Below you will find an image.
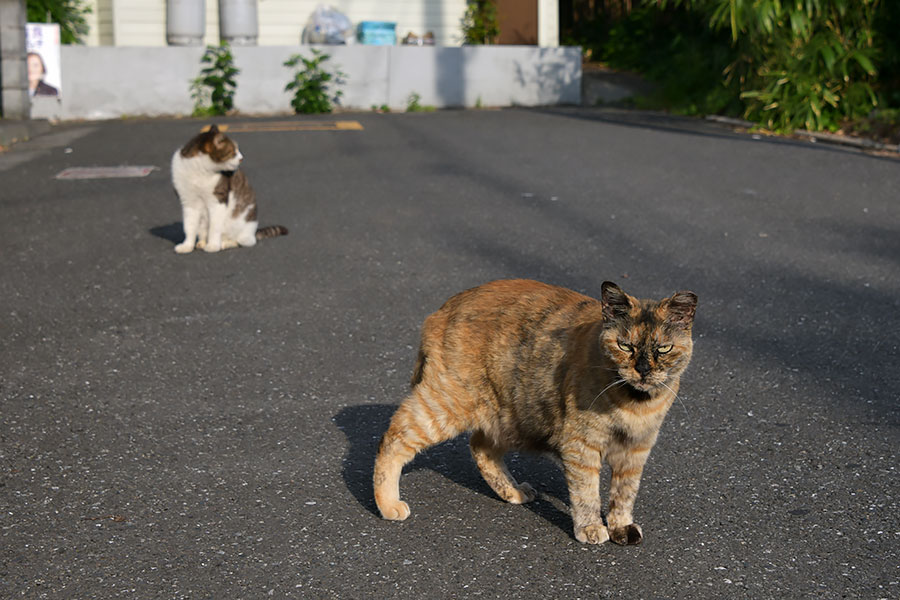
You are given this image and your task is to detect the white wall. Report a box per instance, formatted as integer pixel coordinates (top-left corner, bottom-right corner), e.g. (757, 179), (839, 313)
(49, 45), (581, 120)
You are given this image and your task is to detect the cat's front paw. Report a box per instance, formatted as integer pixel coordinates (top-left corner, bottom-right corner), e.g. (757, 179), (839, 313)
(509, 482), (536, 504)
(378, 500), (411, 521)
(174, 242), (194, 254)
(609, 523), (643, 545)
(574, 523), (609, 544)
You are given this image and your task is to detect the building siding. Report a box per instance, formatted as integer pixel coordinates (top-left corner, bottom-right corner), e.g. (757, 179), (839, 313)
(82, 0), (470, 47)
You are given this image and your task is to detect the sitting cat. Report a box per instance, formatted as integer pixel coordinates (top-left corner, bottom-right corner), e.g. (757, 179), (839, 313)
(171, 124), (287, 253)
(373, 279), (697, 545)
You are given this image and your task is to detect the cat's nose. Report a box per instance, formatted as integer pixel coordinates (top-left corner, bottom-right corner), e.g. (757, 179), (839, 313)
(237, 152), (243, 162)
(635, 356), (652, 378)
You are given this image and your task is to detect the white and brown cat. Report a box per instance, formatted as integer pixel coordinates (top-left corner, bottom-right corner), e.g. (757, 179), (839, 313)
(171, 125), (287, 253)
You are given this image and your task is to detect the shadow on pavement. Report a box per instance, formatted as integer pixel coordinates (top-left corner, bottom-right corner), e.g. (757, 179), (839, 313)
(334, 403), (574, 537)
(150, 222), (184, 245)
(536, 106), (900, 163)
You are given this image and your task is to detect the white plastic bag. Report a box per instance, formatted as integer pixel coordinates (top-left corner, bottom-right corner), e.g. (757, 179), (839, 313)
(302, 4), (353, 44)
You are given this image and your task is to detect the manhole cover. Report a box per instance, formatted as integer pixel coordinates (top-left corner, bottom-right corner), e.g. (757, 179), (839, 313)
(55, 166), (157, 179)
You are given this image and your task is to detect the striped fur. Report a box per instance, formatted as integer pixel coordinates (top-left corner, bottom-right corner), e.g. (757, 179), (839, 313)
(256, 225), (289, 240)
(373, 279), (697, 544)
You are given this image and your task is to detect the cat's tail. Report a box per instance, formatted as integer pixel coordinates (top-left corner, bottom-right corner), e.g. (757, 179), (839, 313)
(256, 225), (289, 240)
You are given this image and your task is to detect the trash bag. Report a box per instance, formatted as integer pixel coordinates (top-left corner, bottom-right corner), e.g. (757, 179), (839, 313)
(301, 4), (354, 45)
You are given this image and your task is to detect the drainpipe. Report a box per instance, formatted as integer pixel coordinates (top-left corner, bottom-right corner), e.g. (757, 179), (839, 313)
(219, 0), (258, 46)
(0, 0), (30, 119)
(167, 0), (206, 46)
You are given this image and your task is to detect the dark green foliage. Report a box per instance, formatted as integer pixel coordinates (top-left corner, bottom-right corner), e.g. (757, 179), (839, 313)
(696, 0), (882, 132)
(284, 50), (346, 114)
(598, 6), (741, 116)
(27, 0), (91, 44)
(872, 1), (900, 108)
(190, 44), (240, 117)
(461, 0), (499, 45)
(564, 0), (900, 133)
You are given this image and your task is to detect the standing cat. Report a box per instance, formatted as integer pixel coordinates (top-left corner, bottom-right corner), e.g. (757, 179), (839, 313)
(171, 124), (287, 253)
(373, 279), (697, 544)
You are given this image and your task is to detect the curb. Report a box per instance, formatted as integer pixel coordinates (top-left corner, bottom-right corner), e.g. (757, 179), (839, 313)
(0, 119), (52, 149)
(705, 115), (900, 154)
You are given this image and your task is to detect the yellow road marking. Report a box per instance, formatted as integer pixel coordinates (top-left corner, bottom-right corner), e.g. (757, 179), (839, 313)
(201, 121), (363, 133)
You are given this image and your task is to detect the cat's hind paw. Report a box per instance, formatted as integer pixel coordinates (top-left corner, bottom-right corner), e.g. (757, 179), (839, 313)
(509, 482), (536, 504)
(609, 523), (643, 545)
(575, 523), (610, 545)
(378, 500), (411, 521)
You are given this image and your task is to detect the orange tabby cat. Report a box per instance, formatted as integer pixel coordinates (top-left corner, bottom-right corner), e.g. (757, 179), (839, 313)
(373, 279), (697, 544)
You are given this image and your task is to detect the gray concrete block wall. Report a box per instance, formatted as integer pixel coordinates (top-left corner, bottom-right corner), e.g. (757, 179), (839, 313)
(0, 0), (30, 119)
(56, 45), (581, 120)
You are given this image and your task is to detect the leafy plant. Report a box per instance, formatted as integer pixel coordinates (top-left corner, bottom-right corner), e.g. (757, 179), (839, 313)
(561, 0), (897, 133)
(190, 43), (239, 117)
(405, 92), (435, 113)
(461, 0), (500, 44)
(654, 0), (883, 132)
(284, 49), (347, 114)
(27, 0), (91, 44)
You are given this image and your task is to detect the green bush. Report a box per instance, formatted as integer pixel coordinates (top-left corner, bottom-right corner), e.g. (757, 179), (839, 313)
(190, 44), (239, 117)
(566, 0), (898, 133)
(658, 0), (884, 131)
(27, 0), (91, 44)
(461, 0), (500, 44)
(284, 49), (347, 114)
(723, 0), (877, 131)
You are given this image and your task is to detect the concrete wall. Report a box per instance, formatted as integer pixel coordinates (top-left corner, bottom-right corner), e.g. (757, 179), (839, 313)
(1, 0), (30, 119)
(44, 45), (580, 120)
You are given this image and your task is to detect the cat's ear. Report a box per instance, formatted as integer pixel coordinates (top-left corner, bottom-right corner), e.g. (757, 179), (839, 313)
(663, 291), (698, 327)
(208, 124), (220, 134)
(601, 281), (632, 321)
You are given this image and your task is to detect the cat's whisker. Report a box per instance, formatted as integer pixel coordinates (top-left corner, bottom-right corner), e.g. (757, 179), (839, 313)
(659, 381), (689, 419)
(588, 378), (627, 411)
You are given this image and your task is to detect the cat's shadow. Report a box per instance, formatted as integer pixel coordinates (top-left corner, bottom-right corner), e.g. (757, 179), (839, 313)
(149, 222), (184, 244)
(333, 403), (574, 537)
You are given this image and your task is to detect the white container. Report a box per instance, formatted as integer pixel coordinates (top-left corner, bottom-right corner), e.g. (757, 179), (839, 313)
(166, 0), (205, 46)
(219, 0), (258, 46)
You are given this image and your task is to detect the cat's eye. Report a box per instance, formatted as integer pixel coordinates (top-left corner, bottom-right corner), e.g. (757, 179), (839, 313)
(657, 344), (673, 354)
(617, 340), (633, 353)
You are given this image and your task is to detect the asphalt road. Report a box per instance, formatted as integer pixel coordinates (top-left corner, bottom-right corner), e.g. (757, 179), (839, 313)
(1, 108), (898, 600)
